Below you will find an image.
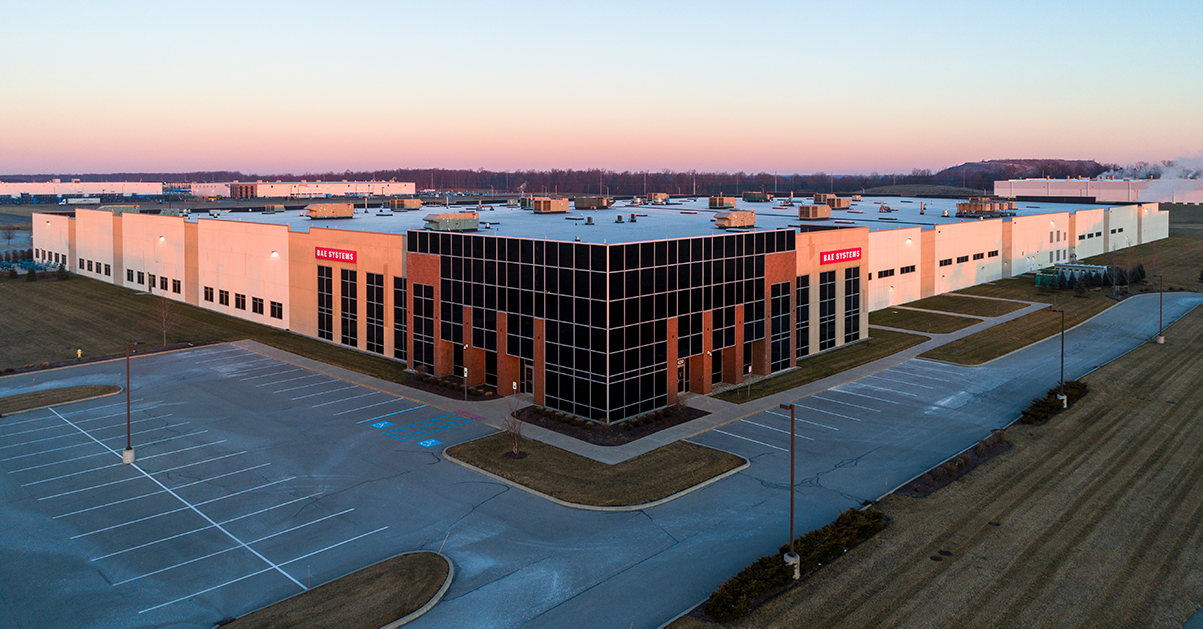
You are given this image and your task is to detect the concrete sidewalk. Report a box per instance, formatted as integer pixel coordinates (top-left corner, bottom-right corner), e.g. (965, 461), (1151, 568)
(234, 291), (1052, 466)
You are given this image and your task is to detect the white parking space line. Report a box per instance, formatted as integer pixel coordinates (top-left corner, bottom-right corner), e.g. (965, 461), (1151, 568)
(742, 419), (816, 440)
(796, 405), (861, 422)
(255, 374), (321, 388)
(192, 347), (243, 358)
(138, 567), (276, 614)
(851, 382), (919, 397)
(92, 493), (322, 562)
(117, 506), (350, 587)
(867, 374), (936, 389)
(1, 406), (167, 436)
(240, 369), (302, 381)
(292, 385), (357, 401)
(71, 475), (297, 539)
(714, 429), (789, 452)
(226, 362), (280, 375)
(1, 427), (196, 464)
(53, 464), (272, 519)
(312, 391), (379, 408)
(137, 438), (223, 462)
(1, 417), (181, 451)
(1, 412), (177, 440)
(829, 389), (902, 405)
(42, 408), (308, 590)
(138, 525), (389, 614)
(811, 395), (881, 412)
(8, 449), (110, 473)
(332, 398), (400, 416)
(889, 368), (957, 383)
(39, 450), (243, 502)
(354, 405), (426, 424)
(57, 398), (147, 417)
(273, 380), (336, 394)
(767, 410), (838, 430)
(194, 353), (250, 365)
(906, 361), (966, 375)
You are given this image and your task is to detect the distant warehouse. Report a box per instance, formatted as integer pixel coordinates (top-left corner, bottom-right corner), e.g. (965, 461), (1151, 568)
(996, 177), (1203, 204)
(33, 196), (1168, 423)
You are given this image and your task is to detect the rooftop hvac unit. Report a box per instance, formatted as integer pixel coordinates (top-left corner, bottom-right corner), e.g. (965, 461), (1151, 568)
(585, 216), (594, 225)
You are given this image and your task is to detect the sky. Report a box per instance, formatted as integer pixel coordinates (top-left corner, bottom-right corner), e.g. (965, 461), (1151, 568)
(2, 0), (1201, 175)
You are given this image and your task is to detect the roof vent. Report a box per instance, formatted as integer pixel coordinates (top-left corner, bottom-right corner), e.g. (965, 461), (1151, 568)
(616, 214), (624, 223)
(630, 213), (637, 223)
(585, 216), (594, 225)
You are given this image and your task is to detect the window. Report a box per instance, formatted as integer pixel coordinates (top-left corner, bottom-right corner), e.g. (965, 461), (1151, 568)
(235, 293), (246, 310)
(1079, 234), (1086, 241)
(1049, 251), (1054, 263)
(412, 283), (435, 370)
(956, 255), (969, 264)
(78, 259), (84, 269)
(1117, 227), (1123, 233)
(137, 271), (144, 285)
(987, 251), (999, 258)
(219, 290), (229, 306)
(1110, 228), (1116, 234)
(769, 281), (791, 372)
(973, 252), (984, 261)
(127, 269), (134, 282)
(844, 267), (861, 343)
(393, 277), (408, 362)
(160, 276), (168, 291)
(796, 275), (810, 358)
(365, 272), (384, 354)
(341, 269), (358, 347)
(878, 268), (895, 278)
(104, 264), (111, 276)
(819, 270), (836, 351)
(148, 274), (156, 289)
(87, 260), (93, 272)
(252, 297), (264, 315)
(939, 259), (952, 267)
(318, 266), (333, 341)
(900, 265), (916, 274)
(1050, 231), (1054, 244)
(1095, 231), (1102, 238)
(172, 279), (181, 294)
(204, 287), (213, 302)
(270, 301), (283, 319)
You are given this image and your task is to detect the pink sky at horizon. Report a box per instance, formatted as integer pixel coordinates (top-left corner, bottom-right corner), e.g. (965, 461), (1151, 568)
(2, 1), (1200, 176)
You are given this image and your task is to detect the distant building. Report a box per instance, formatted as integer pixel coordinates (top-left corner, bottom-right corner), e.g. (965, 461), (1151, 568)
(995, 178), (1203, 204)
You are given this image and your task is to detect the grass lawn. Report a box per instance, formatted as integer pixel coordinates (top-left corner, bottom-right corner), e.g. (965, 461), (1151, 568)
(447, 434), (745, 507)
(0, 275), (410, 384)
(868, 309), (981, 334)
(903, 294), (1028, 317)
(1080, 234), (1201, 291)
(923, 281), (1114, 364)
(714, 329), (929, 404)
(226, 552), (448, 629)
(0, 385), (121, 415)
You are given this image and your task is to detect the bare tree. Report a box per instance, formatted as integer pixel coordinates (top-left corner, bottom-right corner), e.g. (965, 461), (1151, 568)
(501, 414), (524, 458)
(0, 225), (16, 246)
(152, 296), (181, 347)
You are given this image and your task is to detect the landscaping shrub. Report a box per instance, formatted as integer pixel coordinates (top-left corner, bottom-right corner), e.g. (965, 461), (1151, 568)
(55, 266), (69, 280)
(25, 269), (37, 282)
(1020, 380), (1088, 424)
(7, 268), (17, 279)
(704, 509), (885, 622)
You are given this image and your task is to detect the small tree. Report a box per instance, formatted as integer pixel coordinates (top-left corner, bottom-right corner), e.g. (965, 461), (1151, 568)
(55, 265), (69, 281)
(6, 267), (16, 280)
(25, 267), (37, 282)
(151, 296), (181, 347)
(1197, 269), (1203, 283)
(0, 225), (16, 246)
(501, 413), (524, 458)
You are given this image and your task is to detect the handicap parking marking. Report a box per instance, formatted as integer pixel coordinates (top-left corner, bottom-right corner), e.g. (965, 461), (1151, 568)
(416, 439), (442, 449)
(369, 421), (394, 430)
(381, 415), (474, 443)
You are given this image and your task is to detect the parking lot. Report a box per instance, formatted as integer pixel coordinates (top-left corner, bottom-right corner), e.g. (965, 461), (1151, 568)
(0, 345), (490, 627)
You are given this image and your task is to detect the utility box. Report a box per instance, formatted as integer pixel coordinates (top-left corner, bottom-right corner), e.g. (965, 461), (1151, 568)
(304, 203), (355, 219)
(829, 197), (851, 209)
(533, 197), (570, 213)
(423, 211), (480, 231)
(798, 204), (832, 220)
(574, 196), (613, 210)
(709, 196), (737, 209)
(646, 192), (669, 204)
(714, 210), (755, 228)
(742, 191), (772, 203)
(390, 198), (423, 210)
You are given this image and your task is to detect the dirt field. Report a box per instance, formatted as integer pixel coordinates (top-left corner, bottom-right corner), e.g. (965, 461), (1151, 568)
(707, 305), (1203, 628)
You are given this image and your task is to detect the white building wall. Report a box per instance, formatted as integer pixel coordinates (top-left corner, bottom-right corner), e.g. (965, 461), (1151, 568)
(190, 182), (231, 198)
(867, 227), (921, 311)
(74, 209), (117, 282)
(32, 213), (72, 266)
(196, 219), (291, 328)
(0, 181), (162, 199)
(931, 219), (1005, 294)
(121, 213), (188, 300)
(996, 178), (1203, 204)
(1071, 208), (1107, 260)
(1105, 205), (1140, 252)
(1138, 203), (1169, 243)
(1008, 212), (1072, 275)
(247, 181), (416, 198)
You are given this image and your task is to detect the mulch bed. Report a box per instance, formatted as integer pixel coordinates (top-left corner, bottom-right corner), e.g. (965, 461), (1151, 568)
(402, 375), (496, 402)
(513, 405), (709, 446)
(896, 439), (1011, 498)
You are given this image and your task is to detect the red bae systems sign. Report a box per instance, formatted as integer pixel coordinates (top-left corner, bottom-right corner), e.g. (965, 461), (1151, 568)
(315, 247), (356, 263)
(820, 247), (862, 265)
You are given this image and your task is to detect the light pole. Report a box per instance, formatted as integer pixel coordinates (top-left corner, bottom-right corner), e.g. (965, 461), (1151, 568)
(780, 403), (800, 580)
(123, 341), (144, 464)
(1155, 274), (1164, 344)
(1050, 308), (1066, 408)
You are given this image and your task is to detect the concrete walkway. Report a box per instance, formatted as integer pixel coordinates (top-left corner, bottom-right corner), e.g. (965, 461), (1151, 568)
(235, 292), (1056, 466)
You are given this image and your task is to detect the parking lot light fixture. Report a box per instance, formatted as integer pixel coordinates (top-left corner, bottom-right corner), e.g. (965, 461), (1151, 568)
(1049, 307), (1066, 408)
(124, 341), (144, 464)
(1155, 274), (1164, 344)
(779, 402), (800, 579)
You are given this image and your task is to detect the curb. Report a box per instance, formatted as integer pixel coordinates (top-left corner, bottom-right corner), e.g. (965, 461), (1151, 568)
(0, 342), (221, 381)
(0, 386), (124, 417)
(443, 437), (750, 512)
(381, 551), (455, 628)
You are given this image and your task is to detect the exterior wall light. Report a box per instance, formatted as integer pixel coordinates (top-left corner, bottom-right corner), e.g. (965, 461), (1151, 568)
(271, 251), (279, 257)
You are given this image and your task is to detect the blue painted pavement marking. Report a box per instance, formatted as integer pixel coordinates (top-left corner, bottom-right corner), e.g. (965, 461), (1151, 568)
(370, 421), (394, 429)
(417, 439), (442, 448)
(355, 405), (427, 425)
(382, 414), (474, 442)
